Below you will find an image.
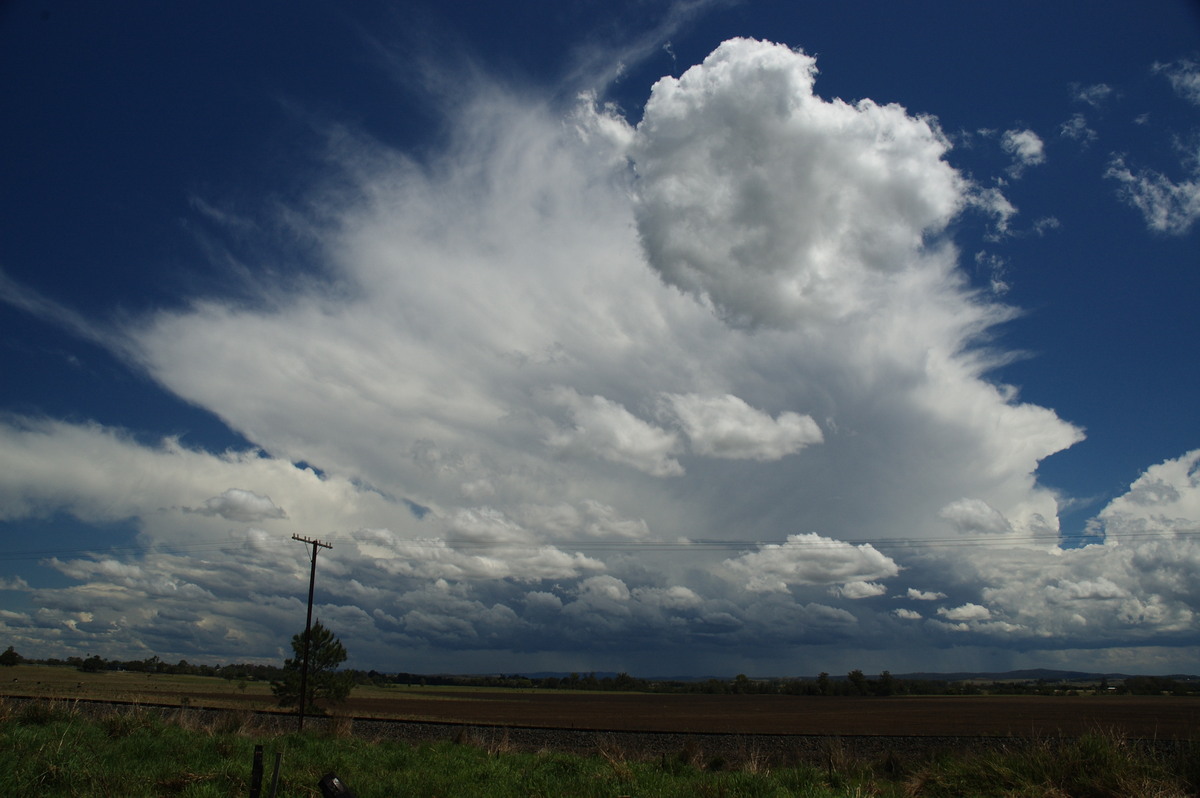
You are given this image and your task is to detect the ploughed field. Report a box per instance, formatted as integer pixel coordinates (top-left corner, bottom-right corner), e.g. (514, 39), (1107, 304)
(3, 666), (1197, 739)
(340, 690), (1200, 738)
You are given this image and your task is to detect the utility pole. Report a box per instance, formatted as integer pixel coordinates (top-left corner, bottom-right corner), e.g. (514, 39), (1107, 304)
(292, 534), (331, 731)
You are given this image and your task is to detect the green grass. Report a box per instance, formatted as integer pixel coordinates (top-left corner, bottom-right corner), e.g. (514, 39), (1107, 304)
(1, 699), (1196, 797)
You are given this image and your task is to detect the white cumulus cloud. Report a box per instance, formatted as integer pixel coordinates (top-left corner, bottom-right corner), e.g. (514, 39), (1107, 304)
(191, 488), (287, 522)
(661, 392), (822, 460)
(832, 580), (887, 599)
(543, 387), (683, 477)
(938, 603), (991, 622)
(722, 533), (899, 593)
(630, 38), (967, 329)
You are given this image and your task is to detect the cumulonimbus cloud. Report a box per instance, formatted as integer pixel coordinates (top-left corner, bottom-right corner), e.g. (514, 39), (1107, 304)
(1, 36), (1191, 673)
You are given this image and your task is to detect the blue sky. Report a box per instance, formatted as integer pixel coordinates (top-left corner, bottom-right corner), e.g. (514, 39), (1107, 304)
(1, 0), (1199, 677)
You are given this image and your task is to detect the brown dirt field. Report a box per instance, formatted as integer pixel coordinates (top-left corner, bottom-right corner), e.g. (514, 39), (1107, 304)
(4, 667), (1197, 739)
(328, 691), (1198, 738)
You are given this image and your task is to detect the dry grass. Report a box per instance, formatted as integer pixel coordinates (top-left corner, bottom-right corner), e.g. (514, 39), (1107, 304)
(325, 711), (355, 738)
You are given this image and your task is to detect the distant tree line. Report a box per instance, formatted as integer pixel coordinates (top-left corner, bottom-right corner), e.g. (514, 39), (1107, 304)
(12, 652), (291, 681)
(3, 646), (1196, 697)
(358, 668), (1200, 697)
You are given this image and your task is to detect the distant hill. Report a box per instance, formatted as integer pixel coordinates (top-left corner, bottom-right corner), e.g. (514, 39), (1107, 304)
(891, 669), (1126, 683)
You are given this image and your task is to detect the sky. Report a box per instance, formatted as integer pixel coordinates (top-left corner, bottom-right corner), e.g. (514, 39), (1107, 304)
(1, 1), (1199, 678)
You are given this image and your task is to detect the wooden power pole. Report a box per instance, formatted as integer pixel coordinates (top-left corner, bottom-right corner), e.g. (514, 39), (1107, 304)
(292, 534), (331, 731)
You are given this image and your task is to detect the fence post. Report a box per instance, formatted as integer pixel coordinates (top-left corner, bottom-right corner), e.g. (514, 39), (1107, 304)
(267, 750), (283, 798)
(249, 744), (264, 798)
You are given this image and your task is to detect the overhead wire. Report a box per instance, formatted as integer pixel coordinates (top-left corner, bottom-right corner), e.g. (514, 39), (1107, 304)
(0, 527), (1195, 562)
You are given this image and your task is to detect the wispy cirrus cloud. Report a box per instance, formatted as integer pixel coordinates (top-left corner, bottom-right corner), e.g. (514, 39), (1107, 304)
(1105, 156), (1200, 235)
(1100, 58), (1200, 235)
(1071, 82), (1115, 108)
(1060, 113), (1098, 146)
(1155, 58), (1200, 107)
(1000, 128), (1046, 178)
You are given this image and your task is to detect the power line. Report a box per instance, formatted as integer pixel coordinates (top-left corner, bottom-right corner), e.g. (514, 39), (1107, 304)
(0, 528), (1196, 562)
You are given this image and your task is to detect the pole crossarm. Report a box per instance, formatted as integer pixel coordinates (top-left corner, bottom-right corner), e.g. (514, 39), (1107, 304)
(291, 534), (332, 731)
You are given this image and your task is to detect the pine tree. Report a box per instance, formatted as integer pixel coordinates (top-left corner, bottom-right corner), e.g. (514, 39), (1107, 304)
(271, 621), (353, 713)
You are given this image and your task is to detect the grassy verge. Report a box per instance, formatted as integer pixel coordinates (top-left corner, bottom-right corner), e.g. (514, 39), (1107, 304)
(1, 699), (1196, 797)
